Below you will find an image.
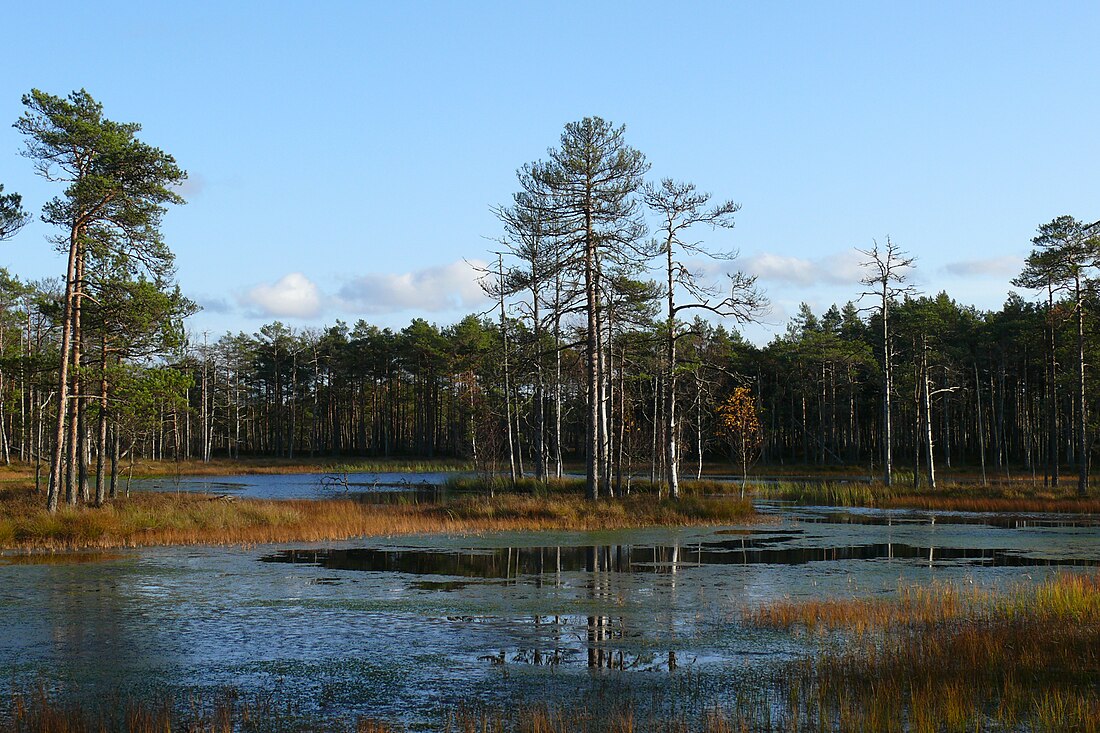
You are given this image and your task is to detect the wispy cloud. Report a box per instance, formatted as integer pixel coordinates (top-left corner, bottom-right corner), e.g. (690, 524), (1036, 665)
(336, 259), (490, 314)
(195, 294), (233, 314)
(742, 249), (865, 287)
(173, 172), (206, 199)
(240, 272), (323, 318)
(940, 255), (1022, 278)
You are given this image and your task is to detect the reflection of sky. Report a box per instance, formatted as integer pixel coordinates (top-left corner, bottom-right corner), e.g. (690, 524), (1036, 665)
(2, 515), (1099, 724)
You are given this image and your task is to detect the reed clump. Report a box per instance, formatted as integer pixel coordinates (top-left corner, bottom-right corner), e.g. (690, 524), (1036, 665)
(742, 573), (1100, 731)
(0, 485), (755, 552)
(443, 475), (587, 494)
(444, 474), (740, 498)
(751, 480), (883, 507)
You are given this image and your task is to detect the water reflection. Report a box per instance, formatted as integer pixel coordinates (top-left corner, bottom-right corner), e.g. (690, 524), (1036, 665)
(127, 472), (463, 500)
(260, 536), (1099, 575)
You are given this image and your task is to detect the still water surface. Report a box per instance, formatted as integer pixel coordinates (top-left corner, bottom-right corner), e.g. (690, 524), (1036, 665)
(127, 471), (459, 500)
(2, 477), (1098, 724)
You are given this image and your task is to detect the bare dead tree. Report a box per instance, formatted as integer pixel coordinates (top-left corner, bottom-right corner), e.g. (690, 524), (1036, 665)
(858, 237), (916, 487)
(643, 179), (767, 499)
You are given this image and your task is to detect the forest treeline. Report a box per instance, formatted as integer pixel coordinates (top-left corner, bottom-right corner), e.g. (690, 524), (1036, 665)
(2, 91), (1098, 510)
(0, 253), (1096, 499)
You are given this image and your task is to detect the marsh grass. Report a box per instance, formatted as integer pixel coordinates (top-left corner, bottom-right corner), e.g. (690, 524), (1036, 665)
(444, 475), (740, 498)
(742, 573), (1100, 731)
(750, 480), (881, 507)
(2, 686), (322, 733)
(0, 694), (750, 733)
(132, 457), (474, 478)
(0, 485), (755, 551)
(753, 478), (1100, 513)
(0, 458), (473, 484)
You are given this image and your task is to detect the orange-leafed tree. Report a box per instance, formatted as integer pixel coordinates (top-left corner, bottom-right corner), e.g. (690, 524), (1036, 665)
(716, 387), (763, 497)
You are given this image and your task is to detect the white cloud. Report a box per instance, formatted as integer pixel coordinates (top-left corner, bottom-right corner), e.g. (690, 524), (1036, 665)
(241, 272), (323, 318)
(940, 255), (1022, 278)
(337, 259), (489, 314)
(742, 249), (865, 286)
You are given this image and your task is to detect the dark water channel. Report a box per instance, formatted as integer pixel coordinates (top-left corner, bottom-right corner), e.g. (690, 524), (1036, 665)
(2, 480), (1100, 726)
(260, 534), (1099, 581)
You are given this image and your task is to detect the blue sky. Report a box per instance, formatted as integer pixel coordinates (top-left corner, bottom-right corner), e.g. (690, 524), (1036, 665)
(1, 1), (1098, 343)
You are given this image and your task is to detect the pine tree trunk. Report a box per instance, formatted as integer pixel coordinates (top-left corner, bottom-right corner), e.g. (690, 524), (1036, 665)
(882, 287), (893, 486)
(95, 336), (109, 505)
(1048, 285), (1059, 487)
(66, 247), (86, 506)
(109, 421), (120, 500)
(584, 207), (600, 500)
(665, 239), (680, 499)
(1077, 275), (1088, 495)
(975, 361), (988, 486)
(498, 255), (517, 486)
(46, 224), (82, 512)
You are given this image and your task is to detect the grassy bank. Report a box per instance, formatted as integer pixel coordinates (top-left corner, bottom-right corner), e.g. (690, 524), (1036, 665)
(0, 458), (473, 485)
(752, 477), (1100, 513)
(0, 485), (755, 552)
(443, 474), (737, 497)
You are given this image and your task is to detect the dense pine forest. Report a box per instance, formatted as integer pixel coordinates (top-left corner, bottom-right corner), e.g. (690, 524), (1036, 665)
(2, 91), (1099, 509)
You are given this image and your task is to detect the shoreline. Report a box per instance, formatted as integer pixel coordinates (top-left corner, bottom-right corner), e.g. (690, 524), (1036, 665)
(0, 487), (757, 553)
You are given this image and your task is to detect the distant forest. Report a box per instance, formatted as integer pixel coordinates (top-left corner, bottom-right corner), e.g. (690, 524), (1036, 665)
(2, 90), (1098, 509)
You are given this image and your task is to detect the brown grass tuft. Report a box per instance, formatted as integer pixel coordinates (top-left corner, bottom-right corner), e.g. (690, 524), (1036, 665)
(742, 573), (1100, 731)
(0, 485), (756, 552)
